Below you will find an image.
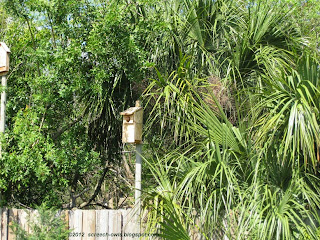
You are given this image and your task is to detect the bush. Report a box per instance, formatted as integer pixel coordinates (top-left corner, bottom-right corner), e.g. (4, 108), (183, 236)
(11, 205), (70, 240)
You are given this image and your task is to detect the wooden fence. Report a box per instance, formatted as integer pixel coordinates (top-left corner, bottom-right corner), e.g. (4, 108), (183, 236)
(0, 208), (151, 240)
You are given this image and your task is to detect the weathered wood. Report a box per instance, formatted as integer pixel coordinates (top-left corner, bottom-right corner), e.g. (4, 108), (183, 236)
(1, 208), (150, 240)
(69, 210), (83, 240)
(28, 209), (39, 234)
(0, 208), (8, 240)
(95, 210), (109, 240)
(120, 106), (143, 143)
(82, 210), (96, 240)
(108, 210), (122, 240)
(122, 209), (138, 240)
(17, 209), (29, 234)
(7, 209), (18, 240)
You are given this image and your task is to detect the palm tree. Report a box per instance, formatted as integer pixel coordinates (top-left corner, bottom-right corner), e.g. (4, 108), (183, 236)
(142, 0), (320, 239)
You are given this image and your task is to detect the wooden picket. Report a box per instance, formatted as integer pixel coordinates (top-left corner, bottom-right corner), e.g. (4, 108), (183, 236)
(95, 210), (108, 240)
(1, 208), (8, 240)
(0, 208), (148, 240)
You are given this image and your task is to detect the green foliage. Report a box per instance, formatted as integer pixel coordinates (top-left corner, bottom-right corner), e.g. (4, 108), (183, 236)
(0, 107), (101, 207)
(142, 1), (320, 239)
(144, 89), (320, 239)
(253, 54), (320, 170)
(1, 0), (320, 239)
(11, 205), (70, 240)
(283, 0), (320, 48)
(0, 0), (156, 207)
(144, 56), (206, 145)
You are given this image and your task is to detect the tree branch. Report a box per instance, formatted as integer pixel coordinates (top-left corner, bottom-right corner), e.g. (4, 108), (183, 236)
(52, 114), (84, 140)
(79, 162), (110, 208)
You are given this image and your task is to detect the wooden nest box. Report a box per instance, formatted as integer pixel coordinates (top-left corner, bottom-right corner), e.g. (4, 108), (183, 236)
(0, 42), (10, 76)
(120, 105), (143, 144)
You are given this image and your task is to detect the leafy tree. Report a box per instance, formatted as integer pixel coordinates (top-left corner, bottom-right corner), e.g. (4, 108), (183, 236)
(11, 204), (70, 240)
(0, 0), (156, 208)
(1, 0), (320, 239)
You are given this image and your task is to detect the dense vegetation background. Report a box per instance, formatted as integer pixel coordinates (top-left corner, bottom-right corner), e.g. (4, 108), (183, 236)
(0, 0), (320, 239)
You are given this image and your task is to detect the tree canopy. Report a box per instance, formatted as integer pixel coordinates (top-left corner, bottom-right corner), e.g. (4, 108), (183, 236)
(0, 0), (320, 239)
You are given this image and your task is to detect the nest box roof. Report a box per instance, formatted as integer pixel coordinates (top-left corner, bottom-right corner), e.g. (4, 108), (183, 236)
(0, 42), (11, 53)
(120, 107), (143, 116)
